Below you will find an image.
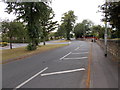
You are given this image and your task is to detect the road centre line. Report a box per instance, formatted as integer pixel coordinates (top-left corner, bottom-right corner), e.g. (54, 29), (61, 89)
(14, 67), (48, 89)
(60, 52), (72, 60)
(41, 68), (85, 77)
(63, 57), (88, 60)
(71, 52), (88, 54)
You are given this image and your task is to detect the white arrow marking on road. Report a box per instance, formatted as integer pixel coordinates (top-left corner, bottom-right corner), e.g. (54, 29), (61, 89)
(63, 57), (88, 60)
(41, 68), (85, 77)
(14, 67), (48, 89)
(60, 52), (72, 60)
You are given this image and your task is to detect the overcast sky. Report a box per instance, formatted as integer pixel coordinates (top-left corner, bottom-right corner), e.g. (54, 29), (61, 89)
(0, 0), (105, 25)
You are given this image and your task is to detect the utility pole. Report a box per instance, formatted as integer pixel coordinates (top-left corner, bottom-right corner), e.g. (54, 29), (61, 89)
(104, 0), (108, 57)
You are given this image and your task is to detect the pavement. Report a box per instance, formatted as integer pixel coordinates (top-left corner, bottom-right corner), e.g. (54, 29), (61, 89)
(90, 42), (118, 88)
(2, 40), (119, 89)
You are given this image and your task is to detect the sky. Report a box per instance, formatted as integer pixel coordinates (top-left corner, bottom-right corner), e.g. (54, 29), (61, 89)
(0, 0), (105, 25)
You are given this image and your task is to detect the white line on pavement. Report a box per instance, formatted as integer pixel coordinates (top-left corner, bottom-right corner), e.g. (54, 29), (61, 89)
(63, 57), (88, 60)
(74, 47), (80, 50)
(60, 52), (72, 60)
(41, 68), (85, 77)
(14, 67), (48, 89)
(71, 52), (88, 54)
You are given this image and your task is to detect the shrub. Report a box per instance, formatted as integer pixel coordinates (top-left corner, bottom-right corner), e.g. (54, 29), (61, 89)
(26, 43), (37, 51)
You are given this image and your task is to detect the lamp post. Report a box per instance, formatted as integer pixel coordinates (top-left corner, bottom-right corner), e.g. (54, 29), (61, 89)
(104, 0), (108, 57)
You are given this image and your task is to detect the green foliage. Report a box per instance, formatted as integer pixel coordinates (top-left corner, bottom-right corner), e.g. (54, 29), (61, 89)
(2, 21), (26, 37)
(40, 7), (58, 45)
(74, 23), (84, 38)
(74, 19), (93, 39)
(56, 24), (66, 39)
(91, 25), (105, 39)
(27, 43), (37, 51)
(5, 2), (51, 49)
(100, 1), (120, 38)
(61, 10), (77, 40)
(1, 21), (26, 49)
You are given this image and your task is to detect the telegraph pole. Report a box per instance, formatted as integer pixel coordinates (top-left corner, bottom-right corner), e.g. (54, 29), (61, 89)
(104, 0), (108, 57)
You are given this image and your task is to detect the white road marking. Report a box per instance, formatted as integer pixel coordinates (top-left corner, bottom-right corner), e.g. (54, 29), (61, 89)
(41, 68), (85, 76)
(63, 57), (88, 60)
(81, 49), (88, 50)
(60, 52), (72, 60)
(75, 47), (80, 50)
(69, 41), (71, 44)
(14, 67), (48, 89)
(71, 52), (88, 54)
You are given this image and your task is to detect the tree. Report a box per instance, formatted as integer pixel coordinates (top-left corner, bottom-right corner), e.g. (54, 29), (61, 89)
(74, 19), (93, 39)
(74, 23), (85, 38)
(1, 21), (25, 49)
(56, 24), (66, 39)
(91, 25), (105, 39)
(82, 19), (94, 36)
(48, 32), (55, 40)
(40, 8), (58, 45)
(100, 1), (120, 38)
(5, 2), (51, 50)
(61, 10), (77, 40)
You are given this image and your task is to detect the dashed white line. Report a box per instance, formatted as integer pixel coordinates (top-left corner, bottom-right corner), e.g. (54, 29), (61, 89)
(60, 52), (72, 60)
(41, 68), (85, 76)
(14, 67), (48, 89)
(63, 57), (88, 60)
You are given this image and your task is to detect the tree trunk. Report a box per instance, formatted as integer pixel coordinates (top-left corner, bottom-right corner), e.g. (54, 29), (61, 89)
(67, 32), (70, 40)
(23, 37), (25, 43)
(35, 40), (39, 46)
(43, 41), (45, 45)
(43, 37), (46, 45)
(9, 37), (12, 49)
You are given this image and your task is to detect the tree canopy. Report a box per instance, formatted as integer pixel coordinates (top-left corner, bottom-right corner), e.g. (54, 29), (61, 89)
(1, 21), (25, 49)
(74, 19), (94, 39)
(61, 10), (77, 40)
(5, 2), (56, 50)
(100, 1), (120, 38)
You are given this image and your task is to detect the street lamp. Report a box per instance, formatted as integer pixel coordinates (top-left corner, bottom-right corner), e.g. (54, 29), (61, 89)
(104, 0), (108, 57)
(104, 21), (107, 57)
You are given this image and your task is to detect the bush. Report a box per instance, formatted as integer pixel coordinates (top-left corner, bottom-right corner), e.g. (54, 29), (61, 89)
(0, 42), (8, 47)
(27, 43), (37, 51)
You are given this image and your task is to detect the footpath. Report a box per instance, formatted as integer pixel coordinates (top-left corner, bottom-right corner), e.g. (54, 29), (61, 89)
(90, 42), (119, 88)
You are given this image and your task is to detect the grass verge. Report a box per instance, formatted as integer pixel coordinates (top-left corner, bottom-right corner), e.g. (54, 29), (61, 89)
(1, 44), (68, 64)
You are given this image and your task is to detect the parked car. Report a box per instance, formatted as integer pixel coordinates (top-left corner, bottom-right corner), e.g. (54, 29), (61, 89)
(0, 42), (8, 47)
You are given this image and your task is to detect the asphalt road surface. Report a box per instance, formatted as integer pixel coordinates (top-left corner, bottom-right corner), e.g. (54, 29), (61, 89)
(2, 40), (118, 89)
(0, 40), (70, 50)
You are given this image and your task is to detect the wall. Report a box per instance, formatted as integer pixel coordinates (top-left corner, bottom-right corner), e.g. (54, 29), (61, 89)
(96, 39), (120, 62)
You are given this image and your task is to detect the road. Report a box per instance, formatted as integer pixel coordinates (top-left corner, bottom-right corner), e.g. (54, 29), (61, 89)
(2, 40), (118, 89)
(0, 40), (70, 50)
